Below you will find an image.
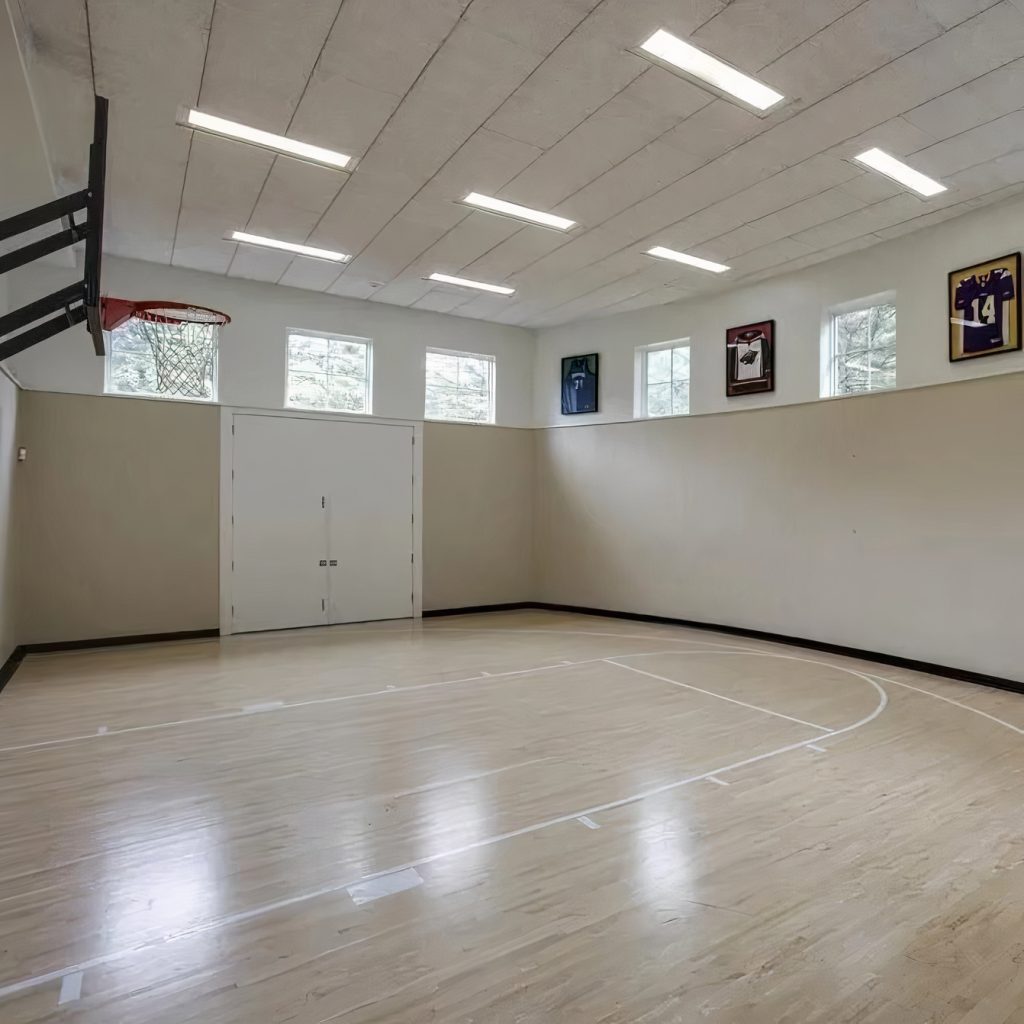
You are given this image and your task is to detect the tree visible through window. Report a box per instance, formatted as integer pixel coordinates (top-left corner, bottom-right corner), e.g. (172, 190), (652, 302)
(425, 349), (495, 423)
(286, 331), (372, 413)
(106, 318), (218, 400)
(829, 303), (896, 396)
(642, 343), (690, 417)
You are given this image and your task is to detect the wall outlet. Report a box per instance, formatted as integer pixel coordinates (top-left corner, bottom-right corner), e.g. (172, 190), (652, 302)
(16, 447), (26, 462)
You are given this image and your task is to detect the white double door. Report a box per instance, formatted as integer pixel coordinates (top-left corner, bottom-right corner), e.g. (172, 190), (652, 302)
(231, 414), (415, 632)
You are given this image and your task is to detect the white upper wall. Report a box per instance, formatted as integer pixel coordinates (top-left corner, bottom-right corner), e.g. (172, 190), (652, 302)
(6, 256), (536, 426)
(534, 192), (1024, 426)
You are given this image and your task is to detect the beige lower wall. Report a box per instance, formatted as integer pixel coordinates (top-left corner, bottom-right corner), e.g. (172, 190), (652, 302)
(535, 373), (1024, 682)
(12, 378), (1023, 681)
(0, 373), (18, 663)
(423, 422), (535, 610)
(15, 391), (220, 644)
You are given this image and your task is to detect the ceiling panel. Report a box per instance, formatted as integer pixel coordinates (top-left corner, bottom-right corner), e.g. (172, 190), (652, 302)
(198, 0), (344, 127)
(14, 0), (1024, 328)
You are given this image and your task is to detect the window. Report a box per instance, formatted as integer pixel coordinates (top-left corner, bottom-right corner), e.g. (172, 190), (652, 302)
(425, 349), (495, 423)
(106, 318), (218, 401)
(638, 341), (690, 417)
(286, 331), (372, 413)
(826, 301), (896, 396)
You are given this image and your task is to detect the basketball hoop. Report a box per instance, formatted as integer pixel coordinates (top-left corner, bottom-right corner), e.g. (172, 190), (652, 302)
(101, 297), (230, 400)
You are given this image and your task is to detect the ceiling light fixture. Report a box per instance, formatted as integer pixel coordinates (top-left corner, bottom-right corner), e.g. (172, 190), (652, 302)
(462, 192), (576, 231)
(230, 231), (351, 262)
(646, 246), (730, 273)
(853, 148), (946, 198)
(428, 272), (516, 296)
(638, 29), (784, 112)
(183, 109), (353, 170)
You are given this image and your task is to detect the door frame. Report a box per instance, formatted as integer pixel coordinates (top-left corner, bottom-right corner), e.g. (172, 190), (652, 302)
(219, 406), (424, 636)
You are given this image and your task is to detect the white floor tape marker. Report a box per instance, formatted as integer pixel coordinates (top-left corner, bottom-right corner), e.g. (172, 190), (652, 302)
(706, 776), (730, 787)
(57, 971), (83, 1005)
(347, 868), (423, 906)
(576, 815), (601, 829)
(808, 744), (827, 753)
(242, 701), (285, 714)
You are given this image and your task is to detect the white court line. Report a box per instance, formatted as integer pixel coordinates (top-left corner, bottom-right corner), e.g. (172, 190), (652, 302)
(576, 815), (601, 829)
(0, 657), (615, 756)
(606, 657), (831, 731)
(0, 657), (887, 1003)
(57, 971), (82, 1004)
(706, 776), (730, 787)
(866, 672), (1024, 736)
(242, 701), (285, 714)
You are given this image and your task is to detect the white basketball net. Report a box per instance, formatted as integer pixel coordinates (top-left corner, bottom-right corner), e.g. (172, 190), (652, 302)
(132, 316), (218, 399)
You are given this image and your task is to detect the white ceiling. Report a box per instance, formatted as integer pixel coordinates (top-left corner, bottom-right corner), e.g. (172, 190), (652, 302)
(14, 0), (1024, 328)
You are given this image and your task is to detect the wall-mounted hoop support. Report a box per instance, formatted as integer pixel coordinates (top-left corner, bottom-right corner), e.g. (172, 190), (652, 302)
(0, 94), (108, 362)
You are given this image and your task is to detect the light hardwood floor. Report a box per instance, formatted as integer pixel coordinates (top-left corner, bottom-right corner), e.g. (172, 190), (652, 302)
(2, 610), (1024, 1022)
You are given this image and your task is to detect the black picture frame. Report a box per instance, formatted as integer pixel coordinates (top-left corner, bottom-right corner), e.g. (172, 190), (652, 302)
(726, 320), (774, 396)
(561, 353), (599, 415)
(948, 251), (1022, 362)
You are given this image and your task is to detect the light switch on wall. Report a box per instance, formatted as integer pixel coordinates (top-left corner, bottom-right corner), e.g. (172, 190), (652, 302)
(16, 447), (26, 462)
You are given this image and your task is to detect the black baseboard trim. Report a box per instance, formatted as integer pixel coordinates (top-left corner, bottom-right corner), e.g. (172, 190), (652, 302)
(423, 602), (534, 618)
(0, 646), (25, 696)
(21, 629), (220, 656)
(530, 602), (1024, 695)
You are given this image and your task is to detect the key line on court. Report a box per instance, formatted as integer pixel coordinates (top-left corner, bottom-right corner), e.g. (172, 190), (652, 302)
(605, 657), (833, 731)
(0, 657), (887, 1003)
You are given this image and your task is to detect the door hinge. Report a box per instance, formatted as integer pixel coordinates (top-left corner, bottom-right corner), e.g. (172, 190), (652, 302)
(231, 514), (234, 525)
(322, 598), (326, 612)
(231, 424), (235, 435)
(321, 496), (325, 508)
(232, 469), (235, 479)
(231, 560), (234, 571)
(411, 552), (414, 564)
(231, 604), (234, 616)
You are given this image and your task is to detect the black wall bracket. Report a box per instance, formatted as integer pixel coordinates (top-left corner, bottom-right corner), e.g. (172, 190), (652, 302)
(0, 94), (108, 362)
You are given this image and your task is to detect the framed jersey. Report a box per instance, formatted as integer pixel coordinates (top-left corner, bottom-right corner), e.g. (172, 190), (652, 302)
(561, 353), (599, 415)
(726, 320), (774, 396)
(949, 252), (1021, 362)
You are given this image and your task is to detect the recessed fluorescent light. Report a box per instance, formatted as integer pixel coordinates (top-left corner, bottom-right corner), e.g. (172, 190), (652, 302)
(428, 272), (515, 296)
(853, 148), (946, 197)
(462, 192), (576, 231)
(230, 231), (350, 262)
(183, 109), (353, 170)
(638, 29), (784, 111)
(646, 246), (730, 273)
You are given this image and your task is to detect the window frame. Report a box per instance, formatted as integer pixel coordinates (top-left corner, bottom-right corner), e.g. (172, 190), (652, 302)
(822, 293), (897, 399)
(424, 347), (496, 425)
(103, 320), (220, 403)
(635, 339), (692, 419)
(284, 328), (374, 415)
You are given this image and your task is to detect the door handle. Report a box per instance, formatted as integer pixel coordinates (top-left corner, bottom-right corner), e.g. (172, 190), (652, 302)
(329, 560), (338, 567)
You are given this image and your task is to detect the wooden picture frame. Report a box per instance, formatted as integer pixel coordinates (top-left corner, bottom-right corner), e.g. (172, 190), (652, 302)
(726, 320), (775, 396)
(948, 252), (1022, 362)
